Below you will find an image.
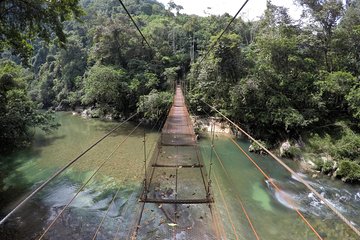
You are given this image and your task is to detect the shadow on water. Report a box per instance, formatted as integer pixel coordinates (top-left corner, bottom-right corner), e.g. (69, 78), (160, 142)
(0, 134), (67, 238)
(0, 134), (66, 207)
(0, 149), (44, 239)
(0, 150), (41, 211)
(32, 135), (66, 148)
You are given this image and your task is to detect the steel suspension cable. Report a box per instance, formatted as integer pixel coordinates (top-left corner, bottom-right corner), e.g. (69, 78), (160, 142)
(0, 113), (138, 225)
(92, 115), (163, 240)
(180, 100), (205, 196)
(200, 102), (321, 238)
(202, 101), (323, 239)
(38, 121), (143, 240)
(187, 102), (236, 240)
(92, 187), (121, 240)
(229, 138), (323, 240)
(213, 173), (241, 240)
(192, 103), (260, 240)
(212, 147), (261, 240)
(96, 109), (168, 240)
(145, 101), (172, 190)
(212, 199), (228, 240)
(128, 105), (174, 240)
(112, 189), (137, 240)
(197, 0), (250, 65)
(207, 120), (215, 194)
(204, 100), (360, 238)
(189, 102), (215, 198)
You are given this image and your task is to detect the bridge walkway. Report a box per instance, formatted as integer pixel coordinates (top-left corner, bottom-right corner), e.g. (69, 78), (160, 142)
(133, 86), (220, 239)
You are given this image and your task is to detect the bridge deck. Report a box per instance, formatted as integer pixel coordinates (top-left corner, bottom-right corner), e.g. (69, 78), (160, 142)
(133, 86), (218, 239)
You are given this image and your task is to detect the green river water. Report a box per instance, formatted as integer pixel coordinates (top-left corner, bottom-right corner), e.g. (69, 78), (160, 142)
(0, 112), (359, 239)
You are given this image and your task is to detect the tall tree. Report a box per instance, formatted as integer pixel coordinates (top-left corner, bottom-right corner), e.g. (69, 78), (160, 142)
(0, 0), (83, 62)
(0, 60), (58, 153)
(297, 0), (344, 71)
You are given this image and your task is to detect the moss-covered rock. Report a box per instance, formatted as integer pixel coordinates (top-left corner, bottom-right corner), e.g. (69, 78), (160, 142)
(249, 140), (268, 154)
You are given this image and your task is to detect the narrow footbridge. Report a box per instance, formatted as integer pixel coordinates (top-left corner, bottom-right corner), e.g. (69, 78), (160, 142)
(133, 85), (220, 239)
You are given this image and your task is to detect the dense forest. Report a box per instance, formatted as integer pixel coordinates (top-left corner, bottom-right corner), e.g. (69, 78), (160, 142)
(0, 0), (359, 182)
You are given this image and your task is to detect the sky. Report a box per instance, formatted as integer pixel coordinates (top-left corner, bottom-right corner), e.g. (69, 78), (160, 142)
(157, 0), (304, 21)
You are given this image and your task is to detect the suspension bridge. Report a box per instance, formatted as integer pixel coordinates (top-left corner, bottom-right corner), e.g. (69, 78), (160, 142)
(1, 83), (359, 239)
(133, 85), (216, 239)
(1, 0), (360, 239)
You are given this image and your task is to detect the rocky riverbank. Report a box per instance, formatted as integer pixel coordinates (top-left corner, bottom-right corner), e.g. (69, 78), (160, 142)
(66, 107), (124, 121)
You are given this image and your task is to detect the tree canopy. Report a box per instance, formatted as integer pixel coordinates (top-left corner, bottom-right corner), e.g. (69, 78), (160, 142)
(0, 0), (83, 62)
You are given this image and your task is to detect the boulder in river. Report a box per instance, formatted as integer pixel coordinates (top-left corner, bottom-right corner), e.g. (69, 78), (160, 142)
(279, 141), (291, 157)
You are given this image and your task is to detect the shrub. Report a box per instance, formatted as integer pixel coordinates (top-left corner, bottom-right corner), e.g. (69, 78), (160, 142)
(137, 90), (173, 122)
(322, 161), (334, 174)
(249, 140), (268, 154)
(336, 160), (360, 182)
(282, 145), (302, 158)
(313, 159), (324, 171)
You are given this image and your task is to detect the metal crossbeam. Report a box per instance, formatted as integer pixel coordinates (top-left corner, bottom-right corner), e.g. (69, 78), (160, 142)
(152, 164), (203, 168)
(140, 198), (213, 204)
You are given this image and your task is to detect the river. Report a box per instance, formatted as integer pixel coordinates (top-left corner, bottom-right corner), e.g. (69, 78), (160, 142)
(200, 135), (360, 239)
(0, 113), (359, 239)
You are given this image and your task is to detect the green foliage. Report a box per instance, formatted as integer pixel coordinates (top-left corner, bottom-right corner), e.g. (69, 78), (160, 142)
(308, 123), (360, 161)
(307, 133), (334, 155)
(313, 157), (335, 174)
(313, 159), (324, 171)
(334, 1), (360, 74)
(336, 160), (360, 182)
(0, 61), (59, 153)
(322, 161), (335, 174)
(2, 0), (360, 179)
(82, 65), (129, 115)
(282, 145), (302, 158)
(346, 84), (360, 120)
(317, 71), (355, 94)
(225, 22), (320, 139)
(316, 71), (356, 109)
(0, 0), (83, 62)
(248, 140), (268, 153)
(307, 122), (360, 181)
(137, 90), (173, 122)
(297, 0), (344, 71)
(163, 66), (180, 89)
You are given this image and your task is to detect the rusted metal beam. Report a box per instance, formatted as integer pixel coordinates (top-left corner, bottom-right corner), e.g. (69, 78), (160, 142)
(140, 198), (213, 204)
